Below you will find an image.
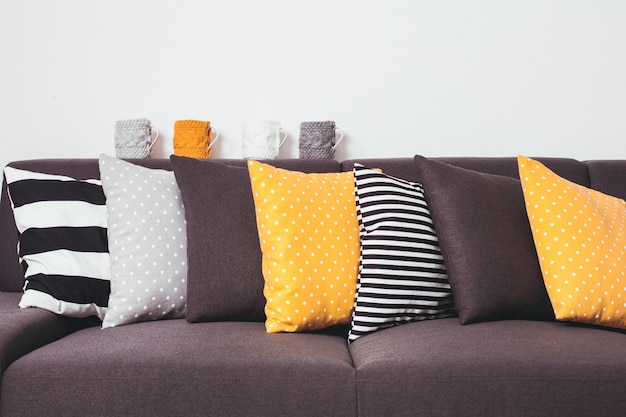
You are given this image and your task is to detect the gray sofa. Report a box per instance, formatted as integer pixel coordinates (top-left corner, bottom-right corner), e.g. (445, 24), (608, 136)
(0, 156), (624, 417)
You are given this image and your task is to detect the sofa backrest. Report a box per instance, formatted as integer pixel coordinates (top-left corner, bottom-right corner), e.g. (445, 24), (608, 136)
(342, 156), (590, 186)
(4, 155), (626, 297)
(585, 160), (626, 201)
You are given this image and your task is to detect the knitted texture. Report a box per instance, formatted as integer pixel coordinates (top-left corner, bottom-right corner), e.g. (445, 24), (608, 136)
(114, 118), (155, 159)
(299, 121), (336, 159)
(242, 120), (283, 160)
(173, 120), (214, 159)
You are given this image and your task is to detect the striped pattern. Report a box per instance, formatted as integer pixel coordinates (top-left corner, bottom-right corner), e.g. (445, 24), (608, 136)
(348, 164), (456, 342)
(4, 167), (110, 319)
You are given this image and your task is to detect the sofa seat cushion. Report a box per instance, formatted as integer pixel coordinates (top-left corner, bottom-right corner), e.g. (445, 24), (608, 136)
(349, 318), (626, 417)
(0, 291), (98, 373)
(1, 320), (357, 417)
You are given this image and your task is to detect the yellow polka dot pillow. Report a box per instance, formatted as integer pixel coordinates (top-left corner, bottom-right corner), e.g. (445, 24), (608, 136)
(248, 160), (359, 332)
(519, 155), (626, 329)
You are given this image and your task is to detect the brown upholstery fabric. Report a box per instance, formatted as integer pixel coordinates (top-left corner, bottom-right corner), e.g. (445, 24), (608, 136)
(434, 156), (590, 185)
(350, 318), (626, 417)
(0, 292), (98, 373)
(1, 320), (357, 417)
(341, 158), (418, 181)
(585, 159), (626, 200)
(341, 156), (590, 189)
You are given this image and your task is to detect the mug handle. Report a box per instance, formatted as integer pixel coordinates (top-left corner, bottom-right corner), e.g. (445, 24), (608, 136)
(148, 126), (160, 152)
(208, 127), (220, 149)
(332, 128), (344, 150)
(278, 128), (288, 148)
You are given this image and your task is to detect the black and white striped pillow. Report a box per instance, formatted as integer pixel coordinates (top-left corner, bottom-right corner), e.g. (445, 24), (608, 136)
(348, 164), (456, 342)
(4, 167), (110, 319)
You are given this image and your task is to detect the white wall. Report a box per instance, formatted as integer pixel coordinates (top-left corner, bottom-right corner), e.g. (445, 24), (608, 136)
(1, 0), (625, 171)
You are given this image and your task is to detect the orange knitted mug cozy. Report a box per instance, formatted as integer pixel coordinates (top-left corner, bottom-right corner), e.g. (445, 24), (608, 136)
(173, 120), (217, 158)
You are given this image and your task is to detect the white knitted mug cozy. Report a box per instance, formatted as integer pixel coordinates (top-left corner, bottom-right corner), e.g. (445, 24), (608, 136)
(114, 118), (159, 159)
(242, 120), (287, 160)
(298, 121), (343, 159)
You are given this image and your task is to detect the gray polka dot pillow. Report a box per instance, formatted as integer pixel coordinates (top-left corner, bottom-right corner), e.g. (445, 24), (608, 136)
(99, 154), (187, 328)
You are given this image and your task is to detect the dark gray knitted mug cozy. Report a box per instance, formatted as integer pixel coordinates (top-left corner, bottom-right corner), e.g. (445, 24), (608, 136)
(299, 121), (337, 159)
(114, 118), (155, 159)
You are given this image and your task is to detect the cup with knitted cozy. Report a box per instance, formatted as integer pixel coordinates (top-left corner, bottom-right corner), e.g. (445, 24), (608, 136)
(298, 121), (344, 159)
(242, 120), (287, 160)
(173, 120), (219, 159)
(114, 118), (160, 159)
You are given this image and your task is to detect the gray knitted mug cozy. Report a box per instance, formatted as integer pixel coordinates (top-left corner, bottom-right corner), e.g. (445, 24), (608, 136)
(299, 121), (337, 159)
(114, 118), (157, 159)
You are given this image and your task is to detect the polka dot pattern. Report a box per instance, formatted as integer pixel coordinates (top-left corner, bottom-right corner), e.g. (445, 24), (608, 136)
(518, 155), (626, 329)
(248, 160), (359, 332)
(99, 154), (187, 328)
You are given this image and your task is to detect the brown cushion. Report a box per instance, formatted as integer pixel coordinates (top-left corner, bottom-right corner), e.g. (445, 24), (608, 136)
(413, 155), (554, 324)
(170, 156), (266, 322)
